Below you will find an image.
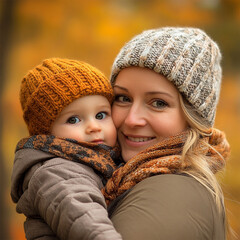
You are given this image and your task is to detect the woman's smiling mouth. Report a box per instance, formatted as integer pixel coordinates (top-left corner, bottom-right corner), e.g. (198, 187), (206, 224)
(122, 133), (155, 145)
(127, 136), (155, 142)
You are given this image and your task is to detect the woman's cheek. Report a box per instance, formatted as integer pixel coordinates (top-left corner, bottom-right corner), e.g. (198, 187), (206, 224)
(112, 105), (124, 128)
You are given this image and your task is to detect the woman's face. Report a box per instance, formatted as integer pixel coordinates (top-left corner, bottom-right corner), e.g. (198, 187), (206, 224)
(112, 67), (188, 162)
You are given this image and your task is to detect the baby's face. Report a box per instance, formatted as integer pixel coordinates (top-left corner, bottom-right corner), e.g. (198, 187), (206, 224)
(51, 95), (117, 147)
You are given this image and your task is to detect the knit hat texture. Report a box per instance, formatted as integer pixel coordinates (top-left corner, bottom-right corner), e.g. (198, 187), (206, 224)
(20, 58), (114, 135)
(111, 27), (222, 126)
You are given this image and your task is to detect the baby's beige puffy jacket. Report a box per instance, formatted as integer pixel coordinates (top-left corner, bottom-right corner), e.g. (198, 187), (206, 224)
(11, 148), (122, 240)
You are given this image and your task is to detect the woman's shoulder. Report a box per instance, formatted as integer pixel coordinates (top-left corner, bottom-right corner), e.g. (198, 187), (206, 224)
(111, 174), (225, 240)
(113, 174), (215, 211)
(133, 174), (213, 205)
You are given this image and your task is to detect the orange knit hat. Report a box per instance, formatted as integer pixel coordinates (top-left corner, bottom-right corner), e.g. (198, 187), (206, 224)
(20, 58), (114, 135)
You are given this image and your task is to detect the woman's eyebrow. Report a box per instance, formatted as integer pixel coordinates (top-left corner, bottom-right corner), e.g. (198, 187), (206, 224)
(114, 85), (174, 98)
(146, 91), (173, 98)
(113, 85), (129, 92)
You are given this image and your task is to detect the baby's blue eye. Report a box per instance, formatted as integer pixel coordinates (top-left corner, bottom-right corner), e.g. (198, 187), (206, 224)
(96, 112), (106, 120)
(67, 116), (80, 124)
(152, 100), (168, 108)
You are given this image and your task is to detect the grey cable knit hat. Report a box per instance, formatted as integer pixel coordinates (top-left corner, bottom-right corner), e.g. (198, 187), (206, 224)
(111, 27), (222, 126)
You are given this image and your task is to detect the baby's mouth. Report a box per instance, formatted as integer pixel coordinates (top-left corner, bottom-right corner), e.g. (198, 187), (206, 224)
(91, 139), (104, 144)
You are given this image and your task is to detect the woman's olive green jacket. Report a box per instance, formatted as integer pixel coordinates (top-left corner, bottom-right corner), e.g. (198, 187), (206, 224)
(110, 174), (226, 240)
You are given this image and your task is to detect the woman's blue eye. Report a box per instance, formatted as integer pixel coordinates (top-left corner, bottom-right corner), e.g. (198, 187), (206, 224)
(67, 116), (80, 124)
(152, 100), (168, 108)
(96, 112), (106, 120)
(115, 95), (131, 103)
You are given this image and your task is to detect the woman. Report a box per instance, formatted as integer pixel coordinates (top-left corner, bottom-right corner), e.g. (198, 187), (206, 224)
(102, 27), (230, 240)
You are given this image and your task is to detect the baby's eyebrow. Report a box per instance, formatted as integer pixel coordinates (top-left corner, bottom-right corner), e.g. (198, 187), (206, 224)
(58, 111), (76, 117)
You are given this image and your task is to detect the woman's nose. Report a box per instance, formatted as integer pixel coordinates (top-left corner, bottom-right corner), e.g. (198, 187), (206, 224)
(124, 104), (147, 128)
(85, 120), (101, 134)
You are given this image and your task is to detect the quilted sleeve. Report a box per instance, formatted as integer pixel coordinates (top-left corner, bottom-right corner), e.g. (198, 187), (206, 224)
(23, 157), (122, 240)
(24, 217), (60, 240)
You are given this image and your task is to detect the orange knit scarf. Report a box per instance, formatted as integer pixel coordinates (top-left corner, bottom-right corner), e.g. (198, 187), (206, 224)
(102, 128), (230, 205)
(16, 135), (121, 180)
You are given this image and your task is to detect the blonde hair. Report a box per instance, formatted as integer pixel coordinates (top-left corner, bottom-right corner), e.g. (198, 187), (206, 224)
(179, 94), (237, 239)
(178, 94), (223, 203)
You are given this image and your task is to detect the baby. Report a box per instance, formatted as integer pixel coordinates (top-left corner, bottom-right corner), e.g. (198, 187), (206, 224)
(11, 58), (122, 240)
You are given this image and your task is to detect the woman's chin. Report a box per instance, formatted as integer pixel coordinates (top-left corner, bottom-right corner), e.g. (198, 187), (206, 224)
(120, 136), (157, 162)
(121, 149), (143, 162)
(122, 153), (134, 162)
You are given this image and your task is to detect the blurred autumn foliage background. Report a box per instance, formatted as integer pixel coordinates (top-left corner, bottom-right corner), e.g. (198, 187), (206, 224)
(0, 0), (240, 239)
